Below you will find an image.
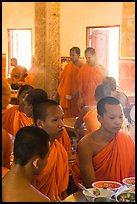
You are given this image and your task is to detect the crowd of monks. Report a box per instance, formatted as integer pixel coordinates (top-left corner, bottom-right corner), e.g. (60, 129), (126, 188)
(2, 47), (135, 202)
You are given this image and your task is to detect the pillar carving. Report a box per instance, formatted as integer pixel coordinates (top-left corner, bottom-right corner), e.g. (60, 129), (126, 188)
(34, 2), (60, 98)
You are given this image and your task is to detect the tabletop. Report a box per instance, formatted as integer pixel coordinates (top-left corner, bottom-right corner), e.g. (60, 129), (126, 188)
(64, 190), (88, 202)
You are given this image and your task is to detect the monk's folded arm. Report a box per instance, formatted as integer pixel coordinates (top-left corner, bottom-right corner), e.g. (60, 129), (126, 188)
(78, 139), (95, 188)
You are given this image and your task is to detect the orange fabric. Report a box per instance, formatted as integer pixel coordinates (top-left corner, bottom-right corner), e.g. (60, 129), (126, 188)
(2, 129), (13, 168)
(2, 105), (33, 137)
(2, 77), (11, 109)
(2, 167), (9, 179)
(79, 63), (104, 106)
(83, 107), (100, 133)
(71, 130), (135, 185)
(23, 65), (35, 87)
(33, 140), (69, 201)
(57, 61), (80, 117)
(58, 128), (72, 156)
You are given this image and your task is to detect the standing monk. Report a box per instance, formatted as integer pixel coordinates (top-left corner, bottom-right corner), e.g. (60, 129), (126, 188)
(71, 96), (135, 188)
(57, 47), (83, 117)
(79, 47), (104, 108)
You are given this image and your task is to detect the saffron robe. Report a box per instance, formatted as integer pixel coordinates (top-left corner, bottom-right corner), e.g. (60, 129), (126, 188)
(2, 77), (11, 109)
(32, 140), (69, 201)
(79, 63), (104, 106)
(2, 129), (13, 168)
(2, 167), (9, 179)
(57, 61), (80, 117)
(71, 130), (135, 185)
(2, 105), (33, 137)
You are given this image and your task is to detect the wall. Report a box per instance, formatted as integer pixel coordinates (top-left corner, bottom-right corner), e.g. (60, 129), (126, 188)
(60, 2), (123, 57)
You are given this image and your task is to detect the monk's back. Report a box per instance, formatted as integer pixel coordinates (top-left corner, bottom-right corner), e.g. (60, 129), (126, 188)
(2, 171), (50, 202)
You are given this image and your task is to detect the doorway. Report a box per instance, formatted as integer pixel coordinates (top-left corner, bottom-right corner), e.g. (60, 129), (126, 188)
(86, 25), (120, 85)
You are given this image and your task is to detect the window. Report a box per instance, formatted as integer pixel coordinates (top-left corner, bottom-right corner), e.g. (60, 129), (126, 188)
(7, 29), (32, 76)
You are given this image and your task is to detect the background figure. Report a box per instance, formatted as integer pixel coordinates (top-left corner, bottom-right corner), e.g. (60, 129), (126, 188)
(79, 47), (104, 108)
(2, 126), (51, 202)
(2, 77), (11, 111)
(24, 55), (35, 87)
(57, 47), (83, 117)
(8, 58), (28, 87)
(102, 76), (130, 121)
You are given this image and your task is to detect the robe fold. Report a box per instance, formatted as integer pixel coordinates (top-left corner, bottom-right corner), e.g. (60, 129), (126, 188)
(57, 61), (80, 117)
(79, 63), (104, 106)
(33, 140), (69, 201)
(2, 129), (13, 168)
(71, 130), (135, 185)
(2, 105), (33, 137)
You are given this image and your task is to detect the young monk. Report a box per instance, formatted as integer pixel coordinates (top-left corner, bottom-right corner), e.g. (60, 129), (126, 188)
(57, 47), (83, 117)
(32, 100), (69, 201)
(2, 126), (51, 202)
(79, 47), (104, 108)
(74, 84), (111, 135)
(23, 88), (72, 155)
(2, 85), (34, 138)
(71, 96), (135, 188)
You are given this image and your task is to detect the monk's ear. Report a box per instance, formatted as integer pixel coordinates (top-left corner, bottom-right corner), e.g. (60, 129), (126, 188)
(32, 157), (40, 169)
(36, 119), (43, 129)
(97, 114), (102, 123)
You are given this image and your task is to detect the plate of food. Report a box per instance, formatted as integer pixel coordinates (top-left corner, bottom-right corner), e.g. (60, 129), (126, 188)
(116, 192), (135, 202)
(92, 181), (122, 192)
(122, 177), (135, 187)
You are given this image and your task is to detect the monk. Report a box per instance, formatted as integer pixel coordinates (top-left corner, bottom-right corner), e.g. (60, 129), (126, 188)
(71, 96), (135, 188)
(79, 47), (104, 107)
(2, 85), (34, 137)
(10, 58), (28, 84)
(2, 77), (11, 110)
(74, 84), (111, 135)
(2, 126), (51, 202)
(32, 100), (69, 201)
(23, 88), (72, 156)
(57, 47), (83, 117)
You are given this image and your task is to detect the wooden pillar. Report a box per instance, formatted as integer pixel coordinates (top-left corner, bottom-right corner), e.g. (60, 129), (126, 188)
(34, 2), (60, 98)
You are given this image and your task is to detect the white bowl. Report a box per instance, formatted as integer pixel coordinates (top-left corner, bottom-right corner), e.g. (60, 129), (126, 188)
(122, 177), (135, 188)
(92, 180), (122, 192)
(83, 188), (114, 202)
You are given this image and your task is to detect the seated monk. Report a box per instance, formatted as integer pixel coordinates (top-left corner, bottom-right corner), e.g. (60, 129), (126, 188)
(79, 47), (104, 108)
(32, 100), (69, 201)
(2, 128), (13, 169)
(71, 96), (135, 188)
(23, 88), (72, 156)
(2, 85), (34, 137)
(74, 84), (111, 135)
(2, 126), (51, 202)
(57, 47), (83, 117)
(23, 56), (35, 87)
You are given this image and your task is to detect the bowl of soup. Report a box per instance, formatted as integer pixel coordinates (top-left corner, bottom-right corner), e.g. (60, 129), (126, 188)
(92, 181), (122, 192)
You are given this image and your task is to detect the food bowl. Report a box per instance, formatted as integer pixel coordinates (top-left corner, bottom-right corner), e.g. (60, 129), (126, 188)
(92, 181), (122, 192)
(83, 188), (114, 202)
(122, 177), (135, 187)
(116, 192), (135, 202)
(93, 196), (117, 202)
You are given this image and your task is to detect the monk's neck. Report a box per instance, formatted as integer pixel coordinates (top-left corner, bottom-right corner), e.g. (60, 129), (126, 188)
(98, 127), (116, 142)
(73, 60), (82, 68)
(11, 164), (33, 183)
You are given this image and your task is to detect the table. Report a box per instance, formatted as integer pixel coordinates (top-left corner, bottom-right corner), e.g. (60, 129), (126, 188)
(64, 191), (88, 202)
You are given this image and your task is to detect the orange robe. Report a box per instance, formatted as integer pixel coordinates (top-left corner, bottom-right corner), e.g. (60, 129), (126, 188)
(57, 61), (80, 117)
(83, 106), (100, 133)
(83, 107), (128, 133)
(79, 63), (104, 106)
(2, 129), (13, 168)
(2, 167), (9, 179)
(2, 105), (33, 137)
(71, 130), (135, 185)
(2, 77), (11, 109)
(33, 140), (69, 201)
(23, 65), (35, 87)
(58, 128), (72, 156)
